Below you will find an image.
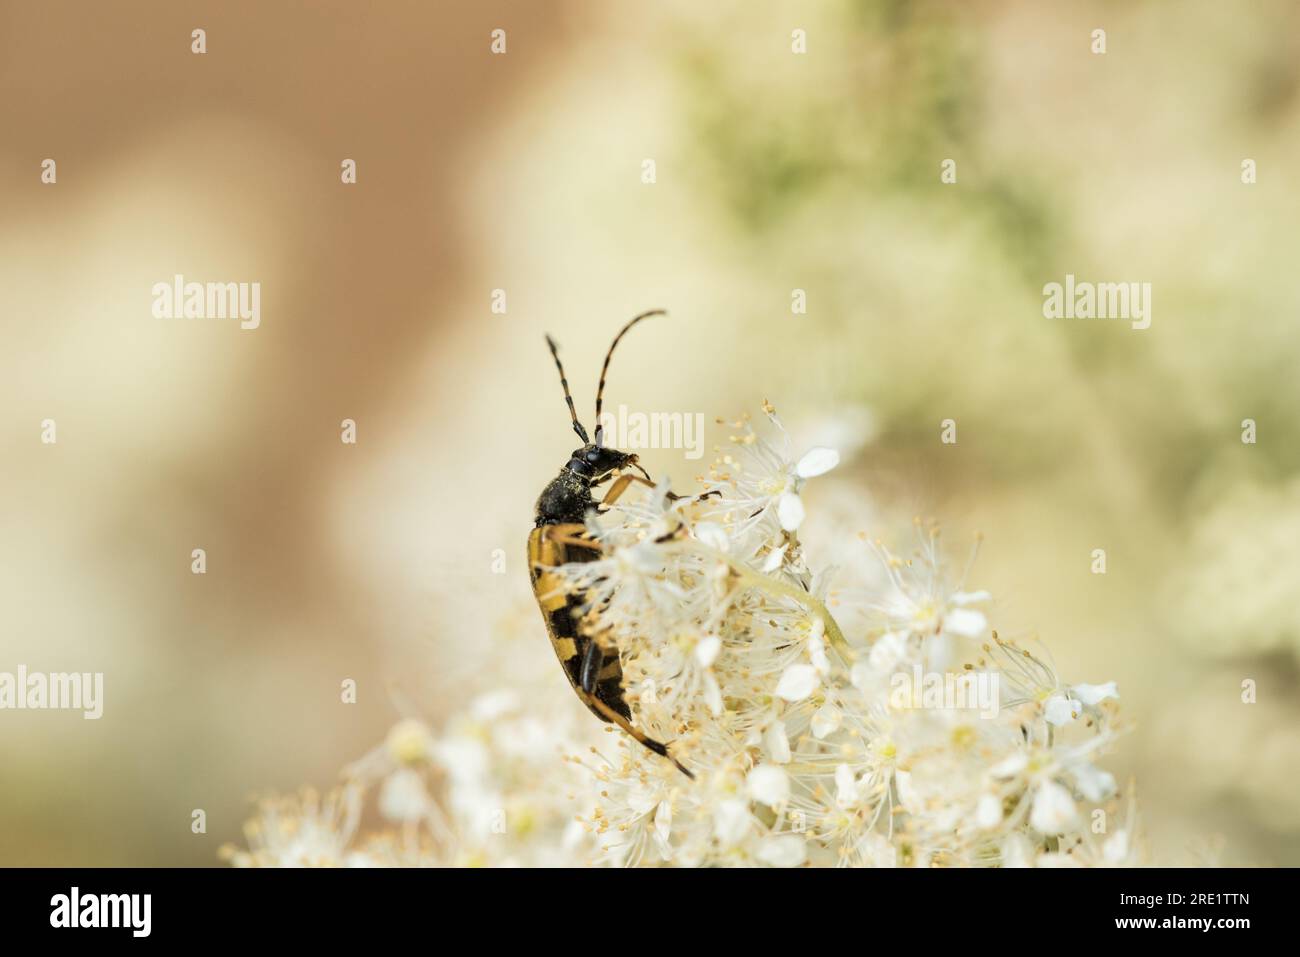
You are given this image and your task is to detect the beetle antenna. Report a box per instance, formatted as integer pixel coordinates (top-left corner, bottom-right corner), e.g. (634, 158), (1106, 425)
(594, 309), (665, 446)
(545, 334), (590, 444)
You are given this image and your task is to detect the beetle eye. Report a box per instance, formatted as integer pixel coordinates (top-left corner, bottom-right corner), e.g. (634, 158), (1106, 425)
(585, 449), (600, 463)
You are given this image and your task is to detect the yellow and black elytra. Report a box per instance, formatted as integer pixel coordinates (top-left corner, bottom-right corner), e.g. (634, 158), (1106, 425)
(528, 310), (694, 778)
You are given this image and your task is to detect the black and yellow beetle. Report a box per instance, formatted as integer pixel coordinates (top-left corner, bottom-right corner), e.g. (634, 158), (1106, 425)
(528, 310), (695, 778)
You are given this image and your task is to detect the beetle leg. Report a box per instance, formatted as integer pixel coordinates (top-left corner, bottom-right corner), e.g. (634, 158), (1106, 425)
(580, 690), (695, 779)
(601, 473), (723, 508)
(579, 640), (693, 777)
(678, 489), (723, 504)
(599, 473), (637, 507)
(538, 522), (600, 552)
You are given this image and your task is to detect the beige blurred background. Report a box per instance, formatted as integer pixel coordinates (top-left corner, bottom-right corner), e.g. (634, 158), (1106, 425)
(2, 0), (1298, 865)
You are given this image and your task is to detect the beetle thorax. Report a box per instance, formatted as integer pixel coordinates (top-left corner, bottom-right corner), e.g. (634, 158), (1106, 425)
(535, 467), (596, 526)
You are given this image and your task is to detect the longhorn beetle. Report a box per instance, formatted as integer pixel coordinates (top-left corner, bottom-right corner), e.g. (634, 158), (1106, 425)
(528, 310), (697, 778)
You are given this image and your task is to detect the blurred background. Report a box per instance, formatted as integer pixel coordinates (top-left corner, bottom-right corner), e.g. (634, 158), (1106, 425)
(2, 0), (1298, 865)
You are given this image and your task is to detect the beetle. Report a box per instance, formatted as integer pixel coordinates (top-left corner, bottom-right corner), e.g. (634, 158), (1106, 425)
(527, 309), (695, 778)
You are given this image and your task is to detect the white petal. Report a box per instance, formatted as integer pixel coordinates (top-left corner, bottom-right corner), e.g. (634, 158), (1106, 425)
(795, 447), (840, 478)
(894, 769), (916, 809)
(1044, 694), (1079, 727)
(1103, 829), (1130, 863)
(1030, 780), (1079, 835)
(834, 764), (857, 808)
(618, 541), (664, 574)
(468, 691), (518, 722)
(950, 590), (992, 606)
(856, 832), (898, 868)
(976, 793), (1003, 829)
(695, 634), (722, 667)
(432, 737), (490, 782)
(849, 660), (875, 691)
(1072, 681), (1119, 706)
(761, 544), (788, 572)
(694, 521), (730, 552)
(777, 491), (806, 531)
(944, 608), (987, 637)
(702, 671), (723, 717)
(378, 768), (432, 823)
(764, 720), (792, 764)
(811, 703), (842, 739)
(775, 664), (818, 701)
(990, 752), (1029, 779)
(756, 835), (806, 867)
(653, 799), (673, 852)
(1002, 833), (1035, 868)
(624, 784), (659, 817)
(646, 516), (676, 542)
(806, 619), (830, 674)
(1071, 762), (1117, 802)
(866, 631), (907, 672)
(561, 817), (587, 851)
(747, 764), (790, 807)
(713, 799), (752, 846)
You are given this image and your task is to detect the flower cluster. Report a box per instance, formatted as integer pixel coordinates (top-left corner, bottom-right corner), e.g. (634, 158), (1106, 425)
(227, 407), (1138, 867)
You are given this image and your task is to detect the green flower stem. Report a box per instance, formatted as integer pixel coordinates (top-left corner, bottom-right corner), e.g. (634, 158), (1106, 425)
(675, 542), (854, 662)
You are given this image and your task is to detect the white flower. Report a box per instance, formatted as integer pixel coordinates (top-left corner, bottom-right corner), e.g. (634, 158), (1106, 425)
(990, 752), (1029, 779)
(1002, 833), (1036, 868)
(757, 835), (807, 867)
(894, 769), (917, 809)
(652, 800), (673, 859)
(378, 768), (433, 823)
(775, 663), (819, 701)
(975, 792), (1003, 829)
(228, 786), (363, 868)
(707, 412), (839, 538)
(944, 607), (987, 638)
(775, 448), (840, 530)
(1071, 761), (1117, 802)
(748, 765), (790, 807)
(694, 522), (730, 551)
(762, 544), (788, 572)
(469, 690), (519, 722)
(1074, 682), (1119, 706)
(384, 719), (435, 765)
(230, 407), (1135, 870)
(807, 618), (831, 675)
(796, 447), (840, 478)
(1046, 682), (1118, 726)
(834, 763), (872, 809)
(695, 634), (722, 667)
(811, 703), (843, 739)
(1029, 780), (1080, 835)
(778, 492), (806, 531)
(764, 720), (792, 764)
(854, 832), (898, 868)
(1103, 829), (1131, 864)
(701, 672), (724, 716)
(1045, 695), (1080, 727)
(868, 632), (908, 671)
(713, 799), (753, 847)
